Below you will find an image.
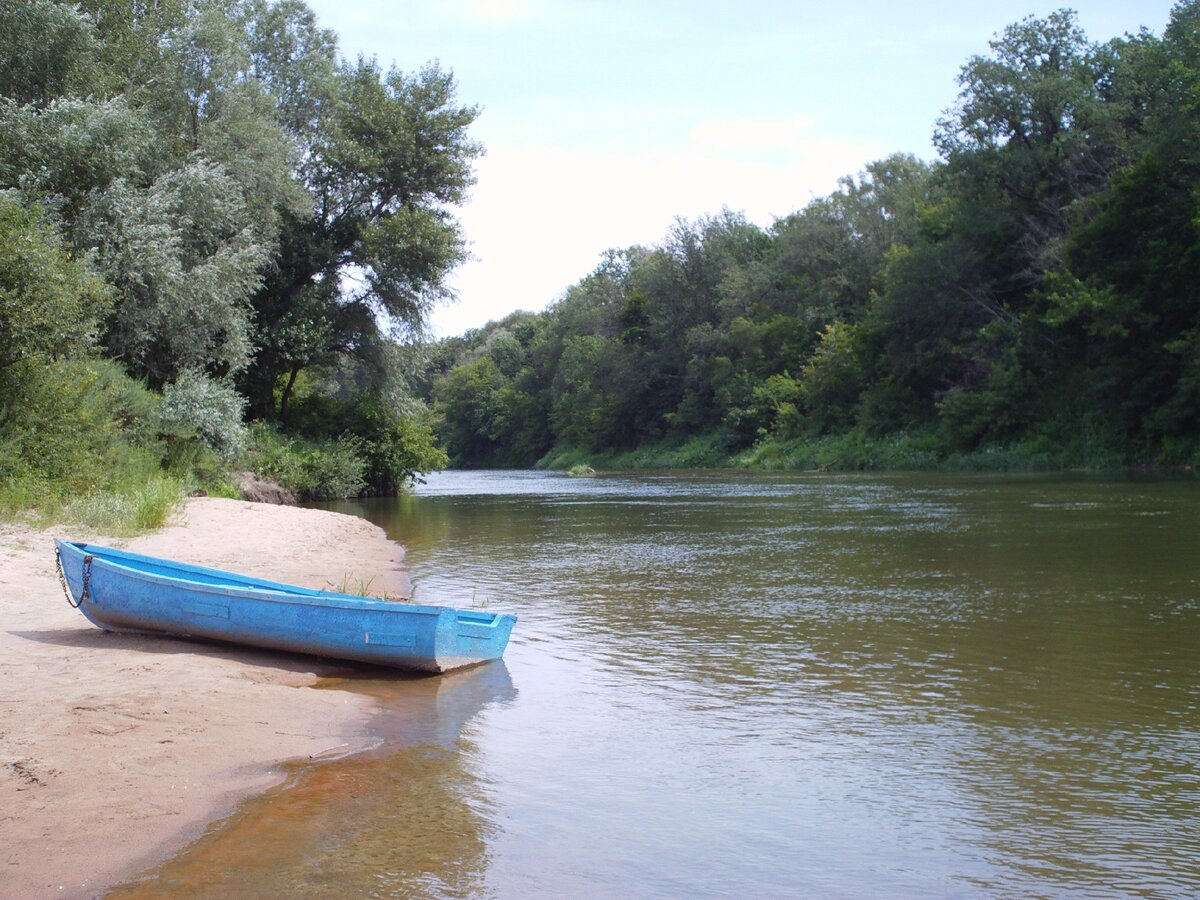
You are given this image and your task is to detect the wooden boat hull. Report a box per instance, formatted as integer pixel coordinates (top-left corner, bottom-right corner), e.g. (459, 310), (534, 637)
(55, 541), (516, 673)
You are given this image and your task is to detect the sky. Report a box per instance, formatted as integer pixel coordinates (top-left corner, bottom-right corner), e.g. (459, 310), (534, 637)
(304, 0), (1176, 338)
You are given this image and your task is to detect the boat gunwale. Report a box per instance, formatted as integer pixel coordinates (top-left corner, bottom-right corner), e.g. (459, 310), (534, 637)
(59, 541), (458, 619)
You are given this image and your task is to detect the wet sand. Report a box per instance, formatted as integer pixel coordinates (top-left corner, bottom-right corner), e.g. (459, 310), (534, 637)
(0, 497), (408, 898)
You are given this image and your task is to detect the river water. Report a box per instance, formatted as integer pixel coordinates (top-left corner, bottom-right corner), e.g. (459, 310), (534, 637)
(117, 471), (1200, 898)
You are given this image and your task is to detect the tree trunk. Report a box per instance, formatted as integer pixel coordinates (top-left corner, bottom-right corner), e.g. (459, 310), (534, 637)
(279, 365), (302, 426)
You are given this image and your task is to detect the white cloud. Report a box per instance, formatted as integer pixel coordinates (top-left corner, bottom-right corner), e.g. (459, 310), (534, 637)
(432, 0), (546, 27)
(430, 132), (890, 336)
(688, 115), (819, 157)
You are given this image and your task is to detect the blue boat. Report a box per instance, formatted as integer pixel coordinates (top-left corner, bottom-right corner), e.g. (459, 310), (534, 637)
(54, 540), (516, 673)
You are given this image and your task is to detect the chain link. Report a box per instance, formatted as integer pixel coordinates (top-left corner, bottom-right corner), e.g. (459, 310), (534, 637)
(54, 547), (94, 608)
(54, 546), (81, 608)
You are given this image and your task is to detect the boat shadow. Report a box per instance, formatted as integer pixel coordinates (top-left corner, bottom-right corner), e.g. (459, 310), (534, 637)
(9, 625), (436, 680)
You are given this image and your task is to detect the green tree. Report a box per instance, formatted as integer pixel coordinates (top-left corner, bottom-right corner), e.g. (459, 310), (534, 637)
(798, 322), (868, 435)
(432, 355), (508, 466)
(934, 10), (1130, 288)
(1038, 0), (1200, 457)
(0, 0), (97, 106)
(0, 194), (111, 371)
(550, 335), (631, 451)
(245, 58), (481, 419)
(81, 160), (271, 385)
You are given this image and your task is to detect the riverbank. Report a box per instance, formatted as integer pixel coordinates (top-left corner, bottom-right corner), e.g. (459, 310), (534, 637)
(0, 497), (408, 897)
(539, 429), (1199, 474)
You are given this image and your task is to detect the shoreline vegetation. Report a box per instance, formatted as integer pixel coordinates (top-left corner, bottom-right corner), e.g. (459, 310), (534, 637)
(426, 6), (1200, 477)
(0, 0), (459, 533)
(537, 431), (1200, 476)
(0, 496), (407, 897)
(12, 1), (1198, 892)
(4, 3), (1199, 534)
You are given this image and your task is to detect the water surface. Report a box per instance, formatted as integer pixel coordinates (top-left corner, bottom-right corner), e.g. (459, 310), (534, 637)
(118, 471), (1200, 897)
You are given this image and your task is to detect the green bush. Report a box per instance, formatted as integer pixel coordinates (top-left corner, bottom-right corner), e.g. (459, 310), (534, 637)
(747, 373), (805, 440)
(0, 357), (149, 492)
(295, 438), (368, 500)
(158, 370), (248, 461)
(798, 322), (867, 435)
(284, 392), (448, 493)
(0, 357), (184, 530)
(243, 423), (368, 500)
(0, 193), (112, 370)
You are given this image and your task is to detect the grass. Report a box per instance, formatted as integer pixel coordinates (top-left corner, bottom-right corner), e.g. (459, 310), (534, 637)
(535, 428), (1181, 475)
(539, 433), (733, 471)
(330, 572), (409, 603)
(734, 432), (942, 471)
(0, 469), (187, 535)
(63, 473), (184, 535)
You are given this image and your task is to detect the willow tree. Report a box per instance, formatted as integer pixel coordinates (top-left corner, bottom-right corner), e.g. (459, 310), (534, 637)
(80, 160), (271, 384)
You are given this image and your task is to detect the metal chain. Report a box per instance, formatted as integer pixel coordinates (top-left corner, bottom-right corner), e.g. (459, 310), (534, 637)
(54, 546), (81, 608)
(54, 548), (93, 608)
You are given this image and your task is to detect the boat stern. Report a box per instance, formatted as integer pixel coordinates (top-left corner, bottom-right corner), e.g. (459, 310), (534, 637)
(432, 609), (518, 672)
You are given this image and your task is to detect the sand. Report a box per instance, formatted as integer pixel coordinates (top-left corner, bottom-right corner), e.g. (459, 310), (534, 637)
(0, 497), (408, 898)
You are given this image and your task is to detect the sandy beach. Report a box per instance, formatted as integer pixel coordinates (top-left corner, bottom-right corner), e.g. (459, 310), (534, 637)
(0, 497), (408, 898)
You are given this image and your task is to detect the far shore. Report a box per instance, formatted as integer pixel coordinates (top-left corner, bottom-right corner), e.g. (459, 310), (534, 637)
(0, 497), (408, 898)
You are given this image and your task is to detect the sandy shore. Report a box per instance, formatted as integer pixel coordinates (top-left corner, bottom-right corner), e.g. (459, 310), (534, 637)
(0, 497), (408, 898)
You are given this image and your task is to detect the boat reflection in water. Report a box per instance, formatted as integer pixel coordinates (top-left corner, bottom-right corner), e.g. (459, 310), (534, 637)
(110, 661), (517, 898)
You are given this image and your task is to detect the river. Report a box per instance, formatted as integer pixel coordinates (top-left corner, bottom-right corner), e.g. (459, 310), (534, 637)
(116, 470), (1200, 897)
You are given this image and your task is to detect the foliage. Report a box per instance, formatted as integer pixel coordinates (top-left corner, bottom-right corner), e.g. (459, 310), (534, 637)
(242, 57), (481, 420)
(242, 424), (365, 501)
(1, 358), (138, 490)
(797, 322), (867, 435)
(157, 370), (249, 462)
(746, 373), (805, 440)
(427, 5), (1198, 472)
(308, 392), (449, 494)
(82, 160), (270, 384)
(238, 424), (357, 501)
(246, 390), (446, 499)
(292, 438), (368, 501)
(0, 356), (182, 531)
(0, 0), (98, 106)
(0, 193), (111, 370)
(0, 0), (471, 516)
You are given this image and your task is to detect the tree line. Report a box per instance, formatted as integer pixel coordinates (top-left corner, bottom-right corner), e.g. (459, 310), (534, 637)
(427, 5), (1200, 472)
(0, 0), (472, 518)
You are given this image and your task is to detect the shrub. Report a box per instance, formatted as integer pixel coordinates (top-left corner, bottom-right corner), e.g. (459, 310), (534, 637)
(286, 392), (448, 493)
(799, 322), (867, 434)
(748, 373), (805, 440)
(0, 357), (183, 529)
(295, 438), (368, 500)
(0, 192), (112, 370)
(157, 370), (248, 461)
(243, 423), (368, 500)
(0, 357), (145, 491)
